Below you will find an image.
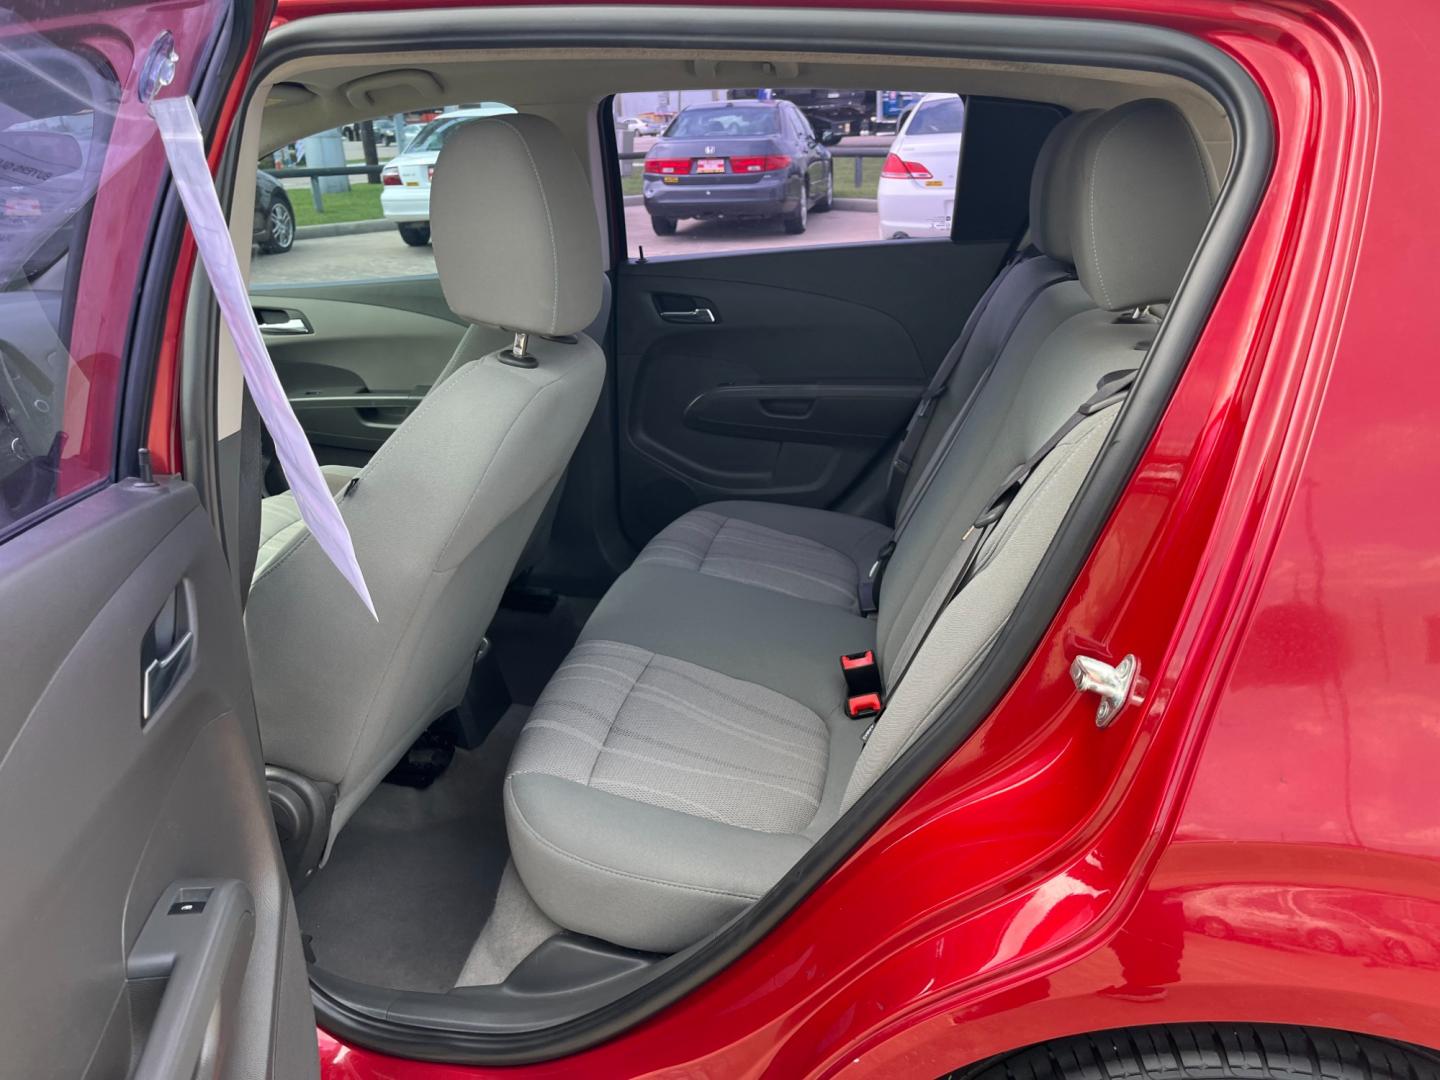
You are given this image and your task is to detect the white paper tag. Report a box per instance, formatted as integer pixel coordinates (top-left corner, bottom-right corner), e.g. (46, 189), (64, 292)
(150, 95), (376, 618)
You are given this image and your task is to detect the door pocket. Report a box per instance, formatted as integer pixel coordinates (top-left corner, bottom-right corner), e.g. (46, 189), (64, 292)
(684, 382), (923, 445)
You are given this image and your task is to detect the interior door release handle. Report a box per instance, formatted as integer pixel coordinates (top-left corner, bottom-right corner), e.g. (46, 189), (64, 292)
(143, 631), (193, 722)
(259, 317), (312, 335)
(659, 307), (717, 324)
(143, 583), (193, 724)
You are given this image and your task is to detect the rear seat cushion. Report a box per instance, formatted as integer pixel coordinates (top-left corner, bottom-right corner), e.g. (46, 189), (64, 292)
(633, 501), (892, 613)
(505, 640), (865, 952)
(580, 561), (876, 714)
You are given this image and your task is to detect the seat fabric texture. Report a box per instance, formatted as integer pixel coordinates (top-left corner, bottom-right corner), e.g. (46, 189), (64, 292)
(633, 501), (893, 614)
(505, 99), (1217, 955)
(247, 113), (605, 843)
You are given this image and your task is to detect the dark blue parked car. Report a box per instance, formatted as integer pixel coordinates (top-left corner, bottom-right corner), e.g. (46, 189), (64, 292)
(641, 100), (834, 236)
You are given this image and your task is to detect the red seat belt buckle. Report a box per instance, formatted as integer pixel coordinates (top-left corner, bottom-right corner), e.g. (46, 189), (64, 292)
(847, 692), (883, 719)
(841, 650), (883, 699)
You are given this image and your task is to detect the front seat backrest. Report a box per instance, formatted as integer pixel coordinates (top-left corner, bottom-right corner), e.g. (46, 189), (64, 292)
(245, 114), (605, 842)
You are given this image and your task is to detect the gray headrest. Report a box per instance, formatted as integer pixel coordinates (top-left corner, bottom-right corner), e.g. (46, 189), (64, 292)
(1070, 99), (1217, 311)
(431, 114), (602, 337)
(1028, 110), (1099, 263)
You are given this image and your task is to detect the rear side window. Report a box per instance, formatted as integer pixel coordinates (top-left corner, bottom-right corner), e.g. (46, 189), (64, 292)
(609, 87), (957, 259)
(0, 30), (120, 536)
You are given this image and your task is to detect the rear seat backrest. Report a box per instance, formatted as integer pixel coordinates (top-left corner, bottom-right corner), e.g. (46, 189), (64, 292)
(851, 100), (1218, 805)
(889, 110), (1101, 518)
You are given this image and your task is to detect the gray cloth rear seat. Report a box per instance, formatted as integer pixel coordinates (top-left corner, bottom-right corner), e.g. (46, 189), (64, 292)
(632, 502), (893, 615)
(503, 100), (1217, 953)
(630, 110), (1099, 612)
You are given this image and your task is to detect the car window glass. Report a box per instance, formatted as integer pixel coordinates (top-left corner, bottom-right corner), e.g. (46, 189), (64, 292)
(665, 106), (780, 138)
(609, 88), (948, 259)
(250, 104), (514, 288)
(907, 97), (967, 135)
(0, 22), (120, 536)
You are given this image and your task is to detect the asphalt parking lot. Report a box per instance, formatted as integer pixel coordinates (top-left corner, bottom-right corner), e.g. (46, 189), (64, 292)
(252, 203), (883, 285)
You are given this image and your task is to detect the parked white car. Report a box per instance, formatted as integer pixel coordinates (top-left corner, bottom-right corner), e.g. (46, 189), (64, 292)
(876, 92), (965, 240)
(380, 103), (514, 245)
(617, 115), (664, 136)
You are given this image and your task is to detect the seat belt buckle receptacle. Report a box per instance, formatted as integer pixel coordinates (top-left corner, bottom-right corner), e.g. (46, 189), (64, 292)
(846, 692), (884, 719)
(841, 650), (882, 696)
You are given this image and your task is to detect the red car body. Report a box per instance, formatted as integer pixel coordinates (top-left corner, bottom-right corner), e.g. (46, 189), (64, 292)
(156, 0), (1439, 1075)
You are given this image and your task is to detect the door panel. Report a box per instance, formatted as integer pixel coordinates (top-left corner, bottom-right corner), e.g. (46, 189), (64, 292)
(615, 238), (1005, 540)
(0, 481), (316, 1078)
(251, 276), (465, 463)
(0, 0), (315, 1073)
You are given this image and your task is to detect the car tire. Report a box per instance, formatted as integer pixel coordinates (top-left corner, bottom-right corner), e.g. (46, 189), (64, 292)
(783, 182), (809, 234)
(813, 168), (834, 212)
(398, 223), (432, 247)
(650, 215), (678, 236)
(260, 196), (295, 254)
(964, 1024), (1440, 1080)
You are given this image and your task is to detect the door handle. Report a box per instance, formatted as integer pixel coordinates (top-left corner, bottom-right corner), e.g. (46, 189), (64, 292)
(127, 880), (255, 1080)
(659, 307), (717, 324)
(143, 584), (192, 723)
(254, 306), (313, 335)
(143, 631), (193, 723)
(259, 316), (312, 336)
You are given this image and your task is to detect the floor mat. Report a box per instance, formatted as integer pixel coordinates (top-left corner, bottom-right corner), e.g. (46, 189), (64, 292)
(295, 704), (530, 993)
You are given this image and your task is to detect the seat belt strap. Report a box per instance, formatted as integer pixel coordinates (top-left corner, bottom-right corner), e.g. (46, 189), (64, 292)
(863, 368), (1139, 737)
(883, 266), (1014, 518)
(891, 269), (1075, 537)
(862, 269), (1074, 614)
(857, 538), (895, 615)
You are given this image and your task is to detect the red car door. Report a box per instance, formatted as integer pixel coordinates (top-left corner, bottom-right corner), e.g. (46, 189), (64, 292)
(0, 1), (319, 1076)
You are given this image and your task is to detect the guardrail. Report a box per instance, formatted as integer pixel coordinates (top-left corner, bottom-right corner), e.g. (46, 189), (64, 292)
(263, 145), (890, 213)
(263, 163), (384, 211)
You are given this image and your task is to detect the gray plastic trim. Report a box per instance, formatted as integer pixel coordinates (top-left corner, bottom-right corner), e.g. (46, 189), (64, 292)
(126, 879), (256, 1080)
(243, 3), (1273, 1066)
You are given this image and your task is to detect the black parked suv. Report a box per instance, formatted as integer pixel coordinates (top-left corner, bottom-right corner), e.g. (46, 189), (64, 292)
(641, 100), (834, 236)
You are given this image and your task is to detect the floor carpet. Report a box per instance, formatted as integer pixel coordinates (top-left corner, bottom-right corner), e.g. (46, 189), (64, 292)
(295, 704), (530, 993)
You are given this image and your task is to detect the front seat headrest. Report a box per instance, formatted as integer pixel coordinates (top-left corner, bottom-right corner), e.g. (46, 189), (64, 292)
(1028, 109), (1100, 264)
(431, 113), (602, 337)
(1070, 98), (1217, 311)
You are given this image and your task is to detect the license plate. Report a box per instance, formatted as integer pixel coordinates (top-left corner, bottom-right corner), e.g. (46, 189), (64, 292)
(695, 157), (726, 174)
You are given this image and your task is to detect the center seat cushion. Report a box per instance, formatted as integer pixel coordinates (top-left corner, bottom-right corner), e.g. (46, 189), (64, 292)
(504, 561), (875, 951)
